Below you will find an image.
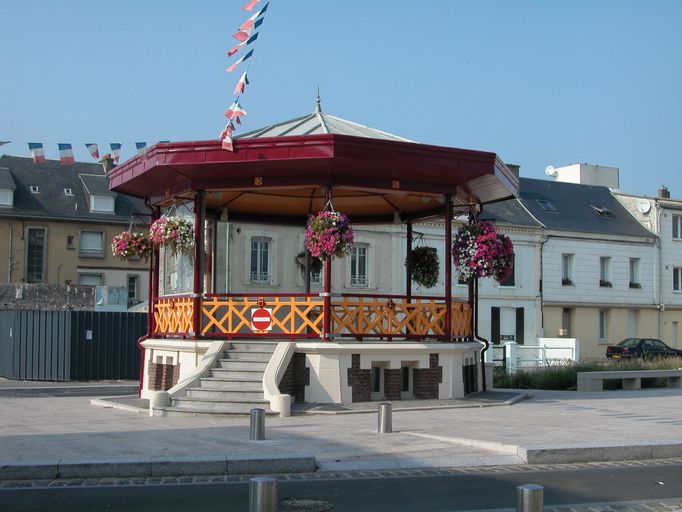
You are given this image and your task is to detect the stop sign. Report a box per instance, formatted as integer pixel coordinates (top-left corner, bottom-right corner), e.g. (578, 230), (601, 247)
(251, 307), (273, 332)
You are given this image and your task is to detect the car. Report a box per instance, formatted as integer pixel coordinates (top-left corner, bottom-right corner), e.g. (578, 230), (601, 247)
(605, 338), (682, 360)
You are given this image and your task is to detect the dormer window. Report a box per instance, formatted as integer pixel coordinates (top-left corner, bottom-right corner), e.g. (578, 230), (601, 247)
(30, 185), (39, 194)
(90, 194), (115, 213)
(64, 188), (73, 196)
(0, 189), (13, 206)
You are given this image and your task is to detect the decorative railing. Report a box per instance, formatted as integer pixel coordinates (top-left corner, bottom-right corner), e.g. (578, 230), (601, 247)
(152, 293), (472, 340)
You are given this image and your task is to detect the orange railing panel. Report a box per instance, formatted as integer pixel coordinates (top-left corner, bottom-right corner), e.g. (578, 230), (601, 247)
(153, 296), (194, 336)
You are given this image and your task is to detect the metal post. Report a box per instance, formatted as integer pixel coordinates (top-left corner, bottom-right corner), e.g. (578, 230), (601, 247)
(249, 476), (278, 512)
(378, 403), (392, 433)
(249, 408), (265, 440)
(444, 194), (453, 340)
(516, 483), (543, 512)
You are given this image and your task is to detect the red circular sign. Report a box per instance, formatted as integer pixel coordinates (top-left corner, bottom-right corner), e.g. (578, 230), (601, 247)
(252, 308), (272, 331)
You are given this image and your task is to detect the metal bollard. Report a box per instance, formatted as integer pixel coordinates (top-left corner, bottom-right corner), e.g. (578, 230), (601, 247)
(378, 402), (392, 433)
(250, 408), (265, 441)
(516, 483), (543, 512)
(249, 476), (278, 512)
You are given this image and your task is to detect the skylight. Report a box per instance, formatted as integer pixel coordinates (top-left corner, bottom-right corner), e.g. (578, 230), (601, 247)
(536, 199), (557, 212)
(591, 205), (613, 217)
(30, 185), (39, 193)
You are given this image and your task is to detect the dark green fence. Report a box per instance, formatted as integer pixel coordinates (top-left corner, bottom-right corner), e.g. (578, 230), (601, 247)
(0, 311), (146, 381)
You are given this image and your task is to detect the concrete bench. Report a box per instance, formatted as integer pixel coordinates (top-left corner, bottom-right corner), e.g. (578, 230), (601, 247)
(577, 369), (682, 392)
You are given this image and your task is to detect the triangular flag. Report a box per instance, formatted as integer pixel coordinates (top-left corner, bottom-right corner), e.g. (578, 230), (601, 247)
(224, 100), (247, 121)
(241, 0), (260, 11)
(85, 143), (100, 159)
(28, 143), (45, 164)
(234, 70), (249, 95)
(232, 25), (253, 42)
(219, 122), (234, 152)
(110, 143), (122, 163)
(58, 143), (75, 166)
(240, 2), (268, 30)
(226, 49), (253, 73)
(135, 142), (147, 155)
(227, 32), (258, 57)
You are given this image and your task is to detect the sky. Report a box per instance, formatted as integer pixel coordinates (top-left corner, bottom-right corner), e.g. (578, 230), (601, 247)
(2, 0), (681, 197)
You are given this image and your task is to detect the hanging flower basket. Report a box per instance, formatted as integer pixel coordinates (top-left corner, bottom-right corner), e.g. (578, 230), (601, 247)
(452, 220), (514, 284)
(150, 217), (195, 255)
(406, 246), (439, 288)
(111, 231), (152, 262)
(304, 210), (354, 260)
(295, 250), (323, 276)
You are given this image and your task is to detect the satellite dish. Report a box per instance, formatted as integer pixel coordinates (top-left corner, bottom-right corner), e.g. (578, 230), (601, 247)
(545, 165), (556, 177)
(637, 200), (651, 214)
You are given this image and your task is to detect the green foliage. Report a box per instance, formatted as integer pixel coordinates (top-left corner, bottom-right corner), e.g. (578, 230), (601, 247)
(406, 246), (439, 288)
(493, 357), (682, 390)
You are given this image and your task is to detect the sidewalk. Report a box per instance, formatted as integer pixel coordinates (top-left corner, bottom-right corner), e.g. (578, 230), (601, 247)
(1, 380), (682, 481)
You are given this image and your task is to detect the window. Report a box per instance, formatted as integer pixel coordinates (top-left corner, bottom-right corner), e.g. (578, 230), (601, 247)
(30, 185), (39, 194)
(561, 253), (574, 285)
(90, 194), (115, 213)
(599, 310), (608, 341)
(674, 267), (682, 292)
(536, 199), (558, 212)
(350, 244), (368, 287)
(499, 259), (515, 287)
(79, 273), (103, 286)
(0, 188), (13, 206)
(66, 235), (75, 249)
(401, 366), (413, 398)
(673, 215), (682, 240)
(599, 257), (612, 287)
(64, 188), (73, 196)
(629, 258), (640, 288)
(127, 275), (140, 307)
(79, 231), (104, 258)
(250, 237), (270, 283)
(26, 227), (46, 283)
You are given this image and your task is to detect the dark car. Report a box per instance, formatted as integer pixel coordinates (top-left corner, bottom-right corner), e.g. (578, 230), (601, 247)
(605, 338), (682, 360)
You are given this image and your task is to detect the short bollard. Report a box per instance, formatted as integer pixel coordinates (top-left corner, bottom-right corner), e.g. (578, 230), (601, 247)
(516, 483), (544, 512)
(250, 408), (265, 441)
(249, 476), (278, 512)
(378, 402), (392, 433)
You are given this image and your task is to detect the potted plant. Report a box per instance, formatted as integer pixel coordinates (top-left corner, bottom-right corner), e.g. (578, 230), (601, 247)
(111, 231), (152, 262)
(295, 250), (323, 277)
(452, 220), (514, 284)
(304, 210), (354, 260)
(406, 246), (439, 288)
(150, 217), (195, 256)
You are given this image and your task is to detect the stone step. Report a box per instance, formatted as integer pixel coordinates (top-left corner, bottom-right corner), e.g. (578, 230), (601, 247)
(227, 341), (281, 352)
(171, 396), (270, 413)
(199, 377), (263, 390)
(221, 350), (273, 362)
(210, 368), (265, 380)
(186, 387), (264, 400)
(216, 359), (268, 370)
(156, 406), (278, 418)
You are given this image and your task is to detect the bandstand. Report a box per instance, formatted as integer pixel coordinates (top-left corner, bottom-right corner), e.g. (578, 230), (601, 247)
(108, 111), (518, 416)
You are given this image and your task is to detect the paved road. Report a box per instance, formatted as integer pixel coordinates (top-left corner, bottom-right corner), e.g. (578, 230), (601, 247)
(1, 460), (681, 511)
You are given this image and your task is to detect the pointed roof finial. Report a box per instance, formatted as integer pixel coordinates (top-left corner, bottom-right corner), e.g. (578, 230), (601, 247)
(315, 86), (322, 113)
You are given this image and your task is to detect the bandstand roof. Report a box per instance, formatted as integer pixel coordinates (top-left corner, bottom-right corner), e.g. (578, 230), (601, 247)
(108, 107), (518, 224)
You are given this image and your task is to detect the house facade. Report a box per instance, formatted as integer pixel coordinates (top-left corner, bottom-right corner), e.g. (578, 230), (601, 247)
(0, 155), (150, 308)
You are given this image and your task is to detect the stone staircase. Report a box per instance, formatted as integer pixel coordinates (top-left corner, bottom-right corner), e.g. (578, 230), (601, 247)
(161, 340), (280, 417)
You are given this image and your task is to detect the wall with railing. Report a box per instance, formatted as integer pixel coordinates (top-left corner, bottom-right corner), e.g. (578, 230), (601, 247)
(491, 338), (580, 374)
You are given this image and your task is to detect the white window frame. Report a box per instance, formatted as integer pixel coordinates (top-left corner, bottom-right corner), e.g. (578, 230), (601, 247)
(599, 256), (611, 287)
(79, 230), (104, 258)
(629, 258), (640, 288)
(90, 194), (115, 213)
(26, 226), (47, 283)
(673, 214), (682, 240)
(0, 188), (13, 206)
(350, 243), (369, 288)
(250, 236), (271, 283)
(561, 253), (574, 285)
(79, 273), (104, 286)
(674, 267), (682, 292)
(127, 274), (141, 308)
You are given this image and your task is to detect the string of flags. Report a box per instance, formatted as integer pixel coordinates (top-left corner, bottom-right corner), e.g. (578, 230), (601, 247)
(219, 0), (271, 152)
(0, 142), (162, 166)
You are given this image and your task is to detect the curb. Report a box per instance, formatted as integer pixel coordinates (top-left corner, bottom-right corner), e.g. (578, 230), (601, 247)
(519, 440), (682, 464)
(0, 386), (139, 397)
(0, 454), (317, 481)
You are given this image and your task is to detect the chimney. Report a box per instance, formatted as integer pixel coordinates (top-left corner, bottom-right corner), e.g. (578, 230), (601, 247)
(506, 163), (520, 179)
(658, 185), (670, 199)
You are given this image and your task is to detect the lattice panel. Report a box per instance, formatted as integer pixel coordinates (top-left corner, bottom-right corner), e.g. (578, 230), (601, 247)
(154, 297), (194, 336)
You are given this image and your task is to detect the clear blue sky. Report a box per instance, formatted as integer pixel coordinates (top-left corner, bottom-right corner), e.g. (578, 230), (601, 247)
(2, 0), (681, 196)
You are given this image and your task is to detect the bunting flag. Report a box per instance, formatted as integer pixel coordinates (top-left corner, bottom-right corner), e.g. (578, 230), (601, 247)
(28, 143), (46, 164)
(135, 142), (147, 155)
(234, 70), (249, 95)
(219, 122), (234, 151)
(85, 143), (100, 159)
(241, 0), (260, 11)
(58, 143), (75, 166)
(110, 143), (122, 163)
(239, 2), (268, 30)
(226, 49), (253, 73)
(224, 100), (247, 123)
(227, 32), (258, 57)
(0, 141), (9, 148)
